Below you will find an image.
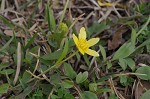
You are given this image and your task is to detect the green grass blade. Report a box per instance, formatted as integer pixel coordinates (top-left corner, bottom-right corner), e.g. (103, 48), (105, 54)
(58, 0), (69, 27)
(131, 27), (136, 47)
(24, 33), (37, 50)
(0, 36), (14, 52)
(46, 5), (56, 32)
(0, 15), (14, 29)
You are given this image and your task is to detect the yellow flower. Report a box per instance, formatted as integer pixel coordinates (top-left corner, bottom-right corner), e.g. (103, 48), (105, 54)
(98, 1), (113, 7)
(73, 27), (100, 56)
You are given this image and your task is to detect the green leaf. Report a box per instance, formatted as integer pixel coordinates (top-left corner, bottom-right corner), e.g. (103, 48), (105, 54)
(141, 89), (150, 99)
(64, 63), (77, 79)
(108, 94), (118, 99)
(125, 58), (135, 71)
(76, 71), (88, 84)
(63, 93), (74, 99)
(0, 69), (15, 75)
(16, 86), (33, 99)
(0, 63), (9, 71)
(81, 91), (98, 99)
(136, 66), (150, 80)
(46, 5), (56, 32)
(25, 33), (37, 50)
(112, 43), (135, 60)
(61, 80), (74, 89)
(118, 58), (127, 70)
(97, 88), (111, 93)
(107, 61), (112, 69)
(99, 45), (106, 61)
(57, 87), (67, 98)
(39, 58), (52, 66)
(80, 65), (88, 70)
(56, 39), (68, 64)
(0, 83), (9, 94)
(120, 75), (127, 85)
(48, 32), (65, 47)
(21, 71), (31, 83)
(131, 28), (136, 47)
(51, 95), (59, 99)
(0, 15), (14, 28)
(50, 73), (61, 85)
(40, 84), (52, 95)
(41, 50), (62, 60)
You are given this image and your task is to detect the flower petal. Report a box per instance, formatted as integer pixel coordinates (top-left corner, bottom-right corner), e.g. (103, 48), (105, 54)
(87, 38), (99, 47)
(73, 34), (78, 46)
(79, 27), (86, 39)
(85, 49), (99, 56)
(78, 47), (85, 55)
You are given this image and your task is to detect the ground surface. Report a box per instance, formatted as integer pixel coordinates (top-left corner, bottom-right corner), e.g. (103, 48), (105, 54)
(0, 0), (150, 99)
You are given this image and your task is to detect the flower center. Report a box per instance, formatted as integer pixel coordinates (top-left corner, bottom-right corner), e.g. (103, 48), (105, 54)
(78, 39), (89, 51)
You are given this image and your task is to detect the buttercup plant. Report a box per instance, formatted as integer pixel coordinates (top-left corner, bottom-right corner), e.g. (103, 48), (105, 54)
(26, 27), (100, 82)
(73, 27), (100, 56)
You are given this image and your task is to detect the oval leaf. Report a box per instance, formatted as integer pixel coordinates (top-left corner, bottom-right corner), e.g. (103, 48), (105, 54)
(112, 43), (135, 60)
(99, 45), (106, 61)
(0, 83), (9, 94)
(125, 58), (135, 71)
(81, 91), (98, 99)
(131, 27), (136, 47)
(141, 89), (150, 99)
(119, 58), (127, 71)
(76, 71), (88, 84)
(136, 66), (150, 80)
(64, 63), (77, 79)
(62, 80), (74, 89)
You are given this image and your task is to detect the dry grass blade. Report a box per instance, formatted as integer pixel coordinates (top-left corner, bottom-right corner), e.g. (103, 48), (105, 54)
(33, 48), (40, 74)
(14, 0), (19, 10)
(135, 80), (150, 99)
(109, 77), (125, 99)
(13, 42), (21, 85)
(98, 7), (113, 23)
(48, 87), (55, 99)
(26, 70), (45, 80)
(0, 0), (5, 13)
(4, 30), (26, 38)
(68, 13), (85, 31)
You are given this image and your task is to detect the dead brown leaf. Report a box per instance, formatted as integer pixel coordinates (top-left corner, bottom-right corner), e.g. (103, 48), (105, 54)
(108, 26), (128, 50)
(135, 80), (150, 99)
(4, 30), (26, 38)
(0, 55), (11, 63)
